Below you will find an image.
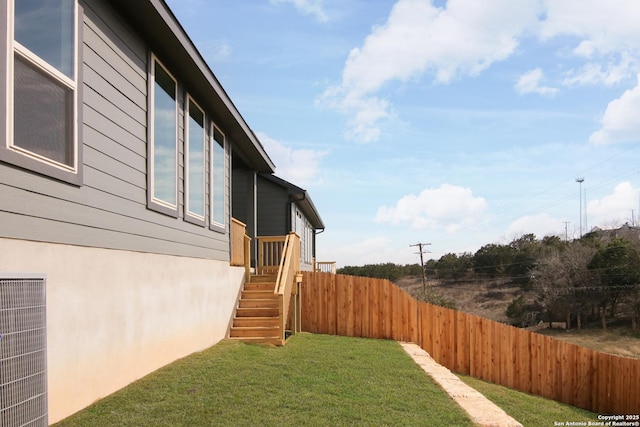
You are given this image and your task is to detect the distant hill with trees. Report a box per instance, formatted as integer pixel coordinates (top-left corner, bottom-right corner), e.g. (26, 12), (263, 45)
(338, 225), (640, 330)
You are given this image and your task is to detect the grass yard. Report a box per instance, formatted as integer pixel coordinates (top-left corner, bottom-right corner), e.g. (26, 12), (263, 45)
(458, 374), (597, 426)
(55, 334), (474, 426)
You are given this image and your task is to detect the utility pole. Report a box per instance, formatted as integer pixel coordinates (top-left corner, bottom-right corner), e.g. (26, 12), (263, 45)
(584, 188), (588, 233)
(576, 177), (584, 238)
(410, 242), (431, 293)
(563, 221), (570, 241)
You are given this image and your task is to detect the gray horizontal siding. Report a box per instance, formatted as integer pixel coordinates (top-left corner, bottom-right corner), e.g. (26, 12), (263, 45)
(0, 0), (232, 261)
(0, 211), (226, 259)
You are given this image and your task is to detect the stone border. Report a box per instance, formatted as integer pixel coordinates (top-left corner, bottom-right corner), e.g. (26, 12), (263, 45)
(398, 342), (523, 427)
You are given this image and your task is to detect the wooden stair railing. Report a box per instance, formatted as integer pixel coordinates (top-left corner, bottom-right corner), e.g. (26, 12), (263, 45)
(229, 233), (301, 345)
(274, 233), (301, 342)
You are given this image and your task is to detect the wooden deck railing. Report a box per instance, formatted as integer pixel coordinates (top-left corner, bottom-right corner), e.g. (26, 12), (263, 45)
(301, 272), (640, 415)
(231, 218), (251, 280)
(256, 235), (286, 275)
(314, 261), (337, 274)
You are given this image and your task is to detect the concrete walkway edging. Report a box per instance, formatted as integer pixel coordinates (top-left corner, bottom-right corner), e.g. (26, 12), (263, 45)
(398, 342), (523, 427)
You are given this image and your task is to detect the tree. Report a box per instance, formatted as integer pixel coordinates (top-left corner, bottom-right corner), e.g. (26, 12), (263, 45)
(507, 233), (539, 287)
(473, 243), (511, 278)
(628, 286), (640, 330)
(560, 241), (597, 329)
(435, 252), (473, 280)
(337, 263), (422, 282)
(531, 249), (569, 327)
(530, 240), (596, 329)
(588, 237), (640, 329)
(506, 295), (542, 327)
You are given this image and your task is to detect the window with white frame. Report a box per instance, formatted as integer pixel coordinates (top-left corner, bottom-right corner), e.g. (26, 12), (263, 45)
(3, 0), (79, 183)
(148, 57), (178, 215)
(210, 125), (225, 229)
(185, 96), (205, 223)
(295, 210), (313, 265)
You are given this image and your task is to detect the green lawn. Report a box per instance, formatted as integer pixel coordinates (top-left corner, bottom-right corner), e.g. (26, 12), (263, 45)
(458, 374), (597, 426)
(55, 334), (474, 426)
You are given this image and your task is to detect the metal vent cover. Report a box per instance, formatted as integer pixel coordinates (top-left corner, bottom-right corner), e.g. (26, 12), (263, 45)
(0, 274), (48, 427)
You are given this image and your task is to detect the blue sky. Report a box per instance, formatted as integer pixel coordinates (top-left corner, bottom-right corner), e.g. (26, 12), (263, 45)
(166, 0), (640, 267)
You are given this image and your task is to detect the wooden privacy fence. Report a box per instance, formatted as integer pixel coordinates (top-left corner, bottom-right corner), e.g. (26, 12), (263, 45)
(300, 272), (640, 415)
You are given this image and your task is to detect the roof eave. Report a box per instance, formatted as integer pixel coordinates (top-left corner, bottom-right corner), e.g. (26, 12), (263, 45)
(259, 174), (325, 230)
(108, 0), (275, 173)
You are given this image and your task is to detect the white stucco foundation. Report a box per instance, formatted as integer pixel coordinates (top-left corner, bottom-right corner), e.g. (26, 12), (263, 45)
(0, 238), (244, 424)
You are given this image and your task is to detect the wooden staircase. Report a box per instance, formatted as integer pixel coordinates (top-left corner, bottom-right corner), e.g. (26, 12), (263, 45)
(229, 274), (283, 345)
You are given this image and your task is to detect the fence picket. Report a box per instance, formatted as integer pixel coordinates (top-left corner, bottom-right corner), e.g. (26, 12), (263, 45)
(561, 342), (577, 407)
(454, 311), (469, 374)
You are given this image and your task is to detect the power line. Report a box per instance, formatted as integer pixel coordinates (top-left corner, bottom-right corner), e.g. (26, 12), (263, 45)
(491, 146), (640, 235)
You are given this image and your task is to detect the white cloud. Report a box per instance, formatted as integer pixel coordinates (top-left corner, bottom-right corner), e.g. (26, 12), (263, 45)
(562, 55), (636, 87)
(319, 0), (640, 143)
(515, 68), (558, 96)
(256, 132), (328, 186)
(506, 213), (564, 239)
(587, 182), (639, 226)
(270, 0), (329, 23)
(375, 184), (488, 232)
(589, 75), (640, 144)
(540, 0), (640, 56)
(319, 0), (541, 142)
(541, 0), (640, 87)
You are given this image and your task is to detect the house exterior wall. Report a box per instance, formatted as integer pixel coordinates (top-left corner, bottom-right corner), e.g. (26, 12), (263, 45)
(0, 238), (244, 424)
(1, 0), (231, 259)
(0, 0), (253, 422)
(257, 176), (317, 271)
(232, 164), (258, 265)
(257, 177), (289, 236)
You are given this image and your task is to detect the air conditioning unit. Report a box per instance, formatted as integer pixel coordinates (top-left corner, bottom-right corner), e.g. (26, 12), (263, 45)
(0, 274), (48, 427)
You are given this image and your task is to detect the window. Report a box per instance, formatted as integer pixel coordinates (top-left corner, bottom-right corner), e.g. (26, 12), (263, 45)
(2, 0), (80, 184)
(210, 125), (225, 229)
(295, 210), (313, 265)
(185, 96), (205, 223)
(148, 57), (178, 215)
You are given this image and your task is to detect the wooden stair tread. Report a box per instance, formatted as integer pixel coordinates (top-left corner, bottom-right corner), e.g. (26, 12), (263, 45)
(230, 273), (287, 345)
(235, 307), (279, 316)
(241, 290), (277, 298)
(233, 316), (279, 324)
